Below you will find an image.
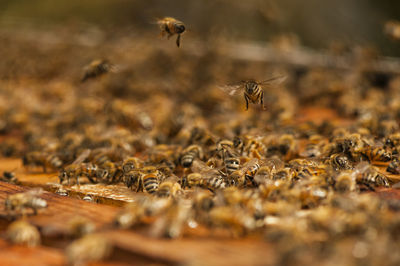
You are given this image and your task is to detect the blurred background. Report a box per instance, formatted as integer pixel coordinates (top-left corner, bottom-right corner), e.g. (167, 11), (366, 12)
(0, 0), (400, 56)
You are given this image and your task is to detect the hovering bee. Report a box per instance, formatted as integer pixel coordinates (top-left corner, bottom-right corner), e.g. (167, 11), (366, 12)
(5, 188), (47, 216)
(220, 76), (286, 110)
(6, 220), (40, 246)
(384, 20), (400, 41)
(66, 234), (112, 266)
(81, 59), (116, 82)
(157, 17), (186, 47)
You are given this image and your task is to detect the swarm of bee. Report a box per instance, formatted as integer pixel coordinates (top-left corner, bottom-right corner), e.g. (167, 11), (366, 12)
(2, 19), (400, 265)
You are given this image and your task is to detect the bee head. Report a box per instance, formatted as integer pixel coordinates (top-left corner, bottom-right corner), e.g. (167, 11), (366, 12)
(175, 23), (185, 34)
(245, 82), (257, 94)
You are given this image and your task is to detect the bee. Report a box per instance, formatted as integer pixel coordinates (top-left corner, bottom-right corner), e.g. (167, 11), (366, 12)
(387, 157), (400, 174)
(81, 59), (115, 82)
(67, 216), (95, 238)
(180, 145), (204, 168)
(136, 166), (162, 194)
(59, 149), (97, 185)
(156, 177), (182, 198)
(334, 171), (357, 193)
(354, 162), (390, 190)
(219, 146), (240, 175)
(157, 17), (186, 47)
(123, 169), (143, 190)
(66, 234), (112, 266)
(361, 147), (391, 163)
(6, 220), (40, 246)
(229, 158), (260, 187)
(23, 151), (62, 173)
(220, 76), (285, 110)
(121, 157), (143, 173)
(192, 189), (215, 212)
(5, 188), (47, 216)
(384, 20), (400, 41)
(1, 170), (17, 183)
(114, 200), (147, 229)
(150, 199), (190, 238)
(329, 153), (352, 171)
(96, 161), (123, 184)
(184, 160), (226, 191)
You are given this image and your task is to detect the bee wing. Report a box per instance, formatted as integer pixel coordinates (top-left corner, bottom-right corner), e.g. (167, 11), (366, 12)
(191, 159), (209, 173)
(241, 158), (259, 170)
(218, 83), (243, 96)
(259, 76), (287, 86)
(72, 149), (91, 165)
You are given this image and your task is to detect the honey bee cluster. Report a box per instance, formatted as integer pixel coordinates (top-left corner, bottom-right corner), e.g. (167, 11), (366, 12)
(1, 22), (400, 264)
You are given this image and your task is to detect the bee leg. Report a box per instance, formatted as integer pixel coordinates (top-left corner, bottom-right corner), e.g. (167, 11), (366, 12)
(261, 91), (266, 110)
(176, 34), (181, 47)
(244, 93), (250, 110)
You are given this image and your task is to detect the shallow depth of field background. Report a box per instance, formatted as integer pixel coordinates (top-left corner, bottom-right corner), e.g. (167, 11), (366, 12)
(0, 0), (400, 56)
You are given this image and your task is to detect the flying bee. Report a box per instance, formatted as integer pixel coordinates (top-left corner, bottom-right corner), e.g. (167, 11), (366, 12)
(157, 17), (186, 47)
(81, 59), (115, 82)
(220, 76), (286, 110)
(180, 145), (204, 168)
(23, 151), (63, 173)
(5, 188), (47, 216)
(156, 177), (182, 198)
(66, 234), (113, 266)
(6, 220), (40, 246)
